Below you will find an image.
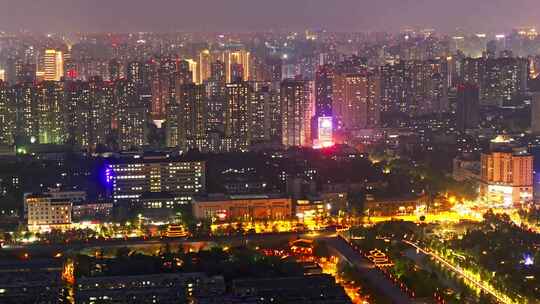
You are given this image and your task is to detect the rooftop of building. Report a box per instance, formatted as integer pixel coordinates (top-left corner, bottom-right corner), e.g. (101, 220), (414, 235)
(24, 194), (73, 202)
(232, 274), (351, 303)
(109, 151), (206, 165)
(194, 193), (289, 202)
(77, 271), (218, 284)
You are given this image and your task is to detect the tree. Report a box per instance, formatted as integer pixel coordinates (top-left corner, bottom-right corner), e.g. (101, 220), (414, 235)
(115, 247), (131, 258)
(74, 254), (92, 277)
(478, 292), (494, 304)
(313, 240), (331, 258)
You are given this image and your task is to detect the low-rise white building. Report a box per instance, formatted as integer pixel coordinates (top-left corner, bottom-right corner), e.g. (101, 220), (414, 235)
(26, 194), (72, 231)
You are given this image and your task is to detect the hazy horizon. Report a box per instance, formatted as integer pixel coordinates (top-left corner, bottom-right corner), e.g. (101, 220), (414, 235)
(0, 0), (539, 34)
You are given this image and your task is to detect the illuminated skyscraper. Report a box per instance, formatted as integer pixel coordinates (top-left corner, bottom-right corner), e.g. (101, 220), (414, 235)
(43, 49), (64, 81)
(423, 69), (448, 114)
(225, 81), (251, 151)
(315, 64), (334, 118)
(380, 60), (410, 114)
(0, 81), (14, 145)
(281, 79), (312, 147)
(249, 82), (272, 143)
(36, 81), (66, 144)
(12, 82), (38, 142)
(151, 58), (178, 122)
(380, 59), (449, 117)
(167, 83), (206, 151)
(221, 49), (251, 82)
(484, 57), (528, 105)
(268, 82), (283, 143)
(407, 60), (449, 115)
(205, 79), (226, 134)
(198, 49), (212, 84)
(180, 84), (207, 150)
(185, 59), (199, 84)
(64, 81), (91, 148)
(333, 72), (381, 131)
(87, 78), (115, 150)
(151, 74), (171, 121)
(116, 80), (148, 150)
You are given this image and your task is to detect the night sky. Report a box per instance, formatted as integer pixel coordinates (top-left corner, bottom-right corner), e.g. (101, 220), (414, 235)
(0, 0), (539, 33)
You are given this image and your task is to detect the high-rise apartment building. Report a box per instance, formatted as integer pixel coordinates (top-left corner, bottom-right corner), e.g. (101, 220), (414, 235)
(205, 79), (226, 133)
(36, 81), (66, 144)
(456, 83), (480, 131)
(116, 80), (148, 151)
(249, 82), (272, 143)
(0, 81), (14, 146)
(12, 82), (38, 142)
(333, 72), (381, 131)
(281, 79), (312, 147)
(315, 64), (334, 118)
(65, 81), (91, 148)
(150, 74), (171, 121)
(380, 59), (448, 117)
(461, 57), (528, 106)
(225, 81), (251, 151)
(88, 78), (115, 150)
(380, 60), (410, 115)
(127, 60), (153, 89)
(167, 83), (207, 151)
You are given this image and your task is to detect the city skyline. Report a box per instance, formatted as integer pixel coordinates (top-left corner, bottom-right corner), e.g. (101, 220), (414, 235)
(1, 0), (540, 33)
(1, 3), (540, 303)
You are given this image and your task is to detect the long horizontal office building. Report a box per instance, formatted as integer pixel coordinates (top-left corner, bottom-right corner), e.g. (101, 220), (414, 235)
(192, 194), (292, 221)
(106, 154), (206, 205)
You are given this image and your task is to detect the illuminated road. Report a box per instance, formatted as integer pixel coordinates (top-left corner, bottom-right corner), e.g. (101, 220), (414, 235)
(325, 237), (414, 304)
(403, 240), (515, 304)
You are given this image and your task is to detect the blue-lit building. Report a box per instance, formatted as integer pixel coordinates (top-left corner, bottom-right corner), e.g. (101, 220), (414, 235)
(106, 154), (206, 213)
